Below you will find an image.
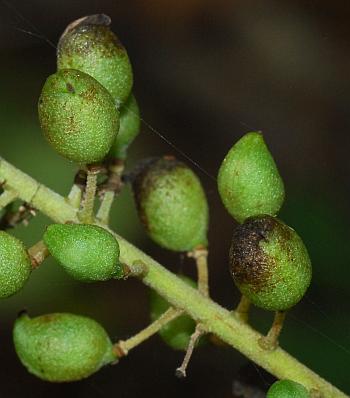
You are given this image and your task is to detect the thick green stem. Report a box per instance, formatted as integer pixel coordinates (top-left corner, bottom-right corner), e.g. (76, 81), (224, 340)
(0, 189), (17, 209)
(0, 156), (347, 398)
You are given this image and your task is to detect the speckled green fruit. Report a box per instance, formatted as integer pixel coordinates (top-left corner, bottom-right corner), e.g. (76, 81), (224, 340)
(218, 132), (285, 223)
(109, 94), (140, 159)
(57, 15), (133, 106)
(132, 157), (209, 252)
(38, 69), (119, 164)
(229, 215), (312, 311)
(150, 275), (199, 351)
(0, 231), (31, 298)
(13, 312), (116, 382)
(43, 224), (123, 282)
(267, 380), (310, 397)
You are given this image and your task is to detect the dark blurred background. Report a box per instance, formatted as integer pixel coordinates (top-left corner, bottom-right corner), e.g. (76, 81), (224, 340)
(1, 0), (350, 396)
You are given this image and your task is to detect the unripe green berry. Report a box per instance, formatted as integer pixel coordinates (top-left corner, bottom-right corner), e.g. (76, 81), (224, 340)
(267, 380), (310, 397)
(0, 231), (31, 298)
(57, 14), (133, 106)
(43, 224), (123, 282)
(13, 312), (116, 382)
(218, 132), (285, 223)
(132, 157), (209, 252)
(229, 215), (312, 311)
(38, 69), (119, 164)
(109, 94), (140, 159)
(150, 275), (198, 351)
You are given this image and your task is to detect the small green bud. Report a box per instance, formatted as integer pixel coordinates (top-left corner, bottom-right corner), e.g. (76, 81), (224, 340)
(43, 224), (123, 282)
(57, 14), (133, 106)
(38, 69), (119, 164)
(150, 275), (198, 351)
(218, 132), (285, 223)
(109, 94), (140, 159)
(0, 231), (31, 298)
(267, 380), (310, 398)
(132, 157), (209, 252)
(13, 312), (116, 382)
(229, 215), (312, 311)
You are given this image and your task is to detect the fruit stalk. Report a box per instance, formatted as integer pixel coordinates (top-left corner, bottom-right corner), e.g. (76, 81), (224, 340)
(28, 240), (50, 269)
(0, 156), (347, 398)
(79, 166), (99, 223)
(114, 307), (182, 356)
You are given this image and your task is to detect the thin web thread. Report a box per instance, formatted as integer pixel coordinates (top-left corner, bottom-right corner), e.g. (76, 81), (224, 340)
(2, 0), (350, 363)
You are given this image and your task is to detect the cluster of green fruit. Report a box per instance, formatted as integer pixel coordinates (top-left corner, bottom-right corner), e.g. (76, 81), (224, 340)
(0, 14), (312, 394)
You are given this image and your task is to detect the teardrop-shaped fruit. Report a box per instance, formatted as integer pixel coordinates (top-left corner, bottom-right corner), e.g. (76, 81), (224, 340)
(150, 275), (199, 351)
(229, 215), (312, 311)
(109, 94), (140, 159)
(13, 312), (116, 382)
(43, 224), (123, 281)
(38, 69), (119, 164)
(267, 380), (310, 398)
(132, 157), (209, 252)
(218, 132), (285, 223)
(0, 231), (31, 298)
(57, 14), (133, 106)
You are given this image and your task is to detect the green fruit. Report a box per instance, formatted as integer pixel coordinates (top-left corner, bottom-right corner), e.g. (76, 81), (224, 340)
(218, 132), (285, 223)
(109, 94), (140, 159)
(13, 312), (116, 382)
(0, 231), (31, 298)
(43, 224), (123, 282)
(38, 69), (119, 164)
(150, 275), (198, 351)
(267, 380), (310, 397)
(57, 14), (133, 106)
(229, 215), (312, 311)
(132, 157), (209, 252)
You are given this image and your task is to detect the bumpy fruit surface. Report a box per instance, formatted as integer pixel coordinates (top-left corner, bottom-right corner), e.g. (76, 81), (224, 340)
(267, 380), (310, 397)
(109, 94), (140, 159)
(218, 132), (285, 223)
(132, 157), (209, 252)
(229, 215), (311, 311)
(150, 275), (198, 350)
(38, 69), (119, 164)
(57, 14), (133, 106)
(43, 224), (122, 282)
(13, 312), (115, 382)
(0, 231), (31, 298)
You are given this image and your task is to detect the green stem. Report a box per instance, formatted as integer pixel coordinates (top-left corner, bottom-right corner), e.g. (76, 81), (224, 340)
(0, 189), (17, 209)
(189, 247), (209, 297)
(96, 190), (115, 225)
(114, 307), (182, 356)
(96, 160), (124, 225)
(79, 167), (99, 224)
(0, 156), (346, 398)
(67, 184), (82, 209)
(234, 295), (251, 323)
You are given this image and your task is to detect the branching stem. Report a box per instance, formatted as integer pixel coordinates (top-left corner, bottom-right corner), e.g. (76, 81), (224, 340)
(96, 159), (124, 225)
(114, 307), (182, 356)
(0, 189), (17, 210)
(0, 156), (347, 398)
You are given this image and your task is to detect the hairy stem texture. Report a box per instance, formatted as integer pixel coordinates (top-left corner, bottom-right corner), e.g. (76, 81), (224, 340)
(0, 156), (347, 398)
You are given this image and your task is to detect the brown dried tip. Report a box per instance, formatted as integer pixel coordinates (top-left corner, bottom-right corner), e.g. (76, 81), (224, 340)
(59, 14), (111, 43)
